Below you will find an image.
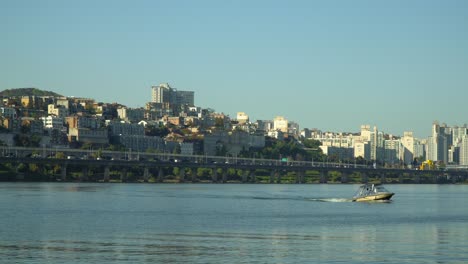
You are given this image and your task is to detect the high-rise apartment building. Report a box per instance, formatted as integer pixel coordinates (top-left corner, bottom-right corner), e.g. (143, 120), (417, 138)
(236, 112), (249, 124)
(151, 83), (194, 106)
(452, 125), (468, 145)
(384, 139), (401, 165)
(414, 139), (426, 161)
(459, 136), (468, 165)
(401, 131), (415, 165)
(151, 83), (171, 104)
(427, 122), (448, 163)
(273, 116), (288, 133)
(370, 126), (384, 162)
(360, 125), (371, 141)
(356, 125), (385, 161)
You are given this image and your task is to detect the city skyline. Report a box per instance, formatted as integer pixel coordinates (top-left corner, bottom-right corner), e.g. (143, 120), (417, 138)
(2, 1), (468, 138)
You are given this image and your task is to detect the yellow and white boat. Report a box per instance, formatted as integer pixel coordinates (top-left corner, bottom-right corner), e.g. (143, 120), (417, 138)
(352, 183), (394, 202)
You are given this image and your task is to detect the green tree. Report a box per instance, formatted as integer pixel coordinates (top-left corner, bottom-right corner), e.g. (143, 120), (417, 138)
(145, 125), (170, 137)
(303, 139), (321, 149)
(55, 152), (66, 159)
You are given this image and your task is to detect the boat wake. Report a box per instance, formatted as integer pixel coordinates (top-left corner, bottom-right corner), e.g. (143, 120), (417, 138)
(307, 198), (353, 203)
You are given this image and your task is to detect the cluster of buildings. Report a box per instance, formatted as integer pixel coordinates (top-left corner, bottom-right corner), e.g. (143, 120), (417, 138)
(301, 122), (468, 167)
(0, 84), (466, 166)
(0, 84), (290, 157)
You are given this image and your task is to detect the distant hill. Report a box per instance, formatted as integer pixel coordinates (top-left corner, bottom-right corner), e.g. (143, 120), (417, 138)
(0, 88), (63, 97)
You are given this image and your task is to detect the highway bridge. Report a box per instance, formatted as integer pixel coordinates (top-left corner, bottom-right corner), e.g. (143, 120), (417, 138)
(1, 147), (467, 183)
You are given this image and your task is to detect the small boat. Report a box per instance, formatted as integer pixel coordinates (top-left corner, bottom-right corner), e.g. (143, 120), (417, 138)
(352, 183), (394, 202)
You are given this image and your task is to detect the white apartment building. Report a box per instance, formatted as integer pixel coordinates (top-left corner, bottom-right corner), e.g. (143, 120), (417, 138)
(48, 104), (69, 119)
(151, 83), (194, 106)
(459, 136), (468, 165)
(414, 139), (426, 161)
(317, 134), (354, 148)
(273, 116), (288, 133)
(236, 112), (249, 124)
(384, 139), (401, 165)
(452, 126), (468, 145)
(360, 125), (371, 141)
(40, 116), (64, 130)
(117, 107), (145, 122)
(401, 131), (415, 165)
(151, 83), (171, 103)
(354, 141), (370, 159)
(427, 122), (448, 163)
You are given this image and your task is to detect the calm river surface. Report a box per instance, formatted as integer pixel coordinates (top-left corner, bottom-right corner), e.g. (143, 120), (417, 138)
(0, 183), (467, 263)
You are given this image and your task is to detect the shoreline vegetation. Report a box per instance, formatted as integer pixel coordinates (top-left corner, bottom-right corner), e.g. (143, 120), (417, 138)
(1, 164), (465, 184)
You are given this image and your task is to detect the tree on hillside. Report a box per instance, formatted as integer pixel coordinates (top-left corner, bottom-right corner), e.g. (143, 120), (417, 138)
(145, 125), (170, 137)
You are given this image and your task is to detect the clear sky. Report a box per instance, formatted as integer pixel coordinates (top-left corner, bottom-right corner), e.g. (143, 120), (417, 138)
(1, 0), (467, 138)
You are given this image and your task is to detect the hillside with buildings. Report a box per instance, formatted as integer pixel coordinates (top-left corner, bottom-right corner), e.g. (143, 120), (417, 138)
(0, 84), (466, 168)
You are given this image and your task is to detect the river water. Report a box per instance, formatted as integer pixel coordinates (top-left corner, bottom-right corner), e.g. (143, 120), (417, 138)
(0, 183), (467, 263)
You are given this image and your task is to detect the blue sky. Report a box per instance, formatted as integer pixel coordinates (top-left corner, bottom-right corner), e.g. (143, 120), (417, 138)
(1, 0), (467, 138)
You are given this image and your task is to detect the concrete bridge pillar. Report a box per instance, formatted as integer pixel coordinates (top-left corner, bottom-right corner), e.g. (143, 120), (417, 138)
(191, 169), (197, 183)
(15, 164), (24, 180)
(398, 173), (404, 183)
(361, 172), (368, 183)
(144, 167), (150, 182)
(341, 172), (348, 183)
(380, 173), (386, 183)
(61, 165), (68, 181)
(433, 174), (439, 184)
(212, 168), (218, 183)
(104, 166), (110, 182)
(179, 168), (185, 183)
(270, 170), (276, 184)
(250, 170), (256, 183)
(320, 170), (327, 183)
(277, 171), (282, 183)
(449, 173), (456, 184)
(296, 170), (304, 184)
(242, 170), (248, 183)
(158, 168), (164, 183)
(82, 167), (89, 181)
(222, 169), (227, 183)
(120, 168), (127, 182)
(414, 172), (420, 184)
